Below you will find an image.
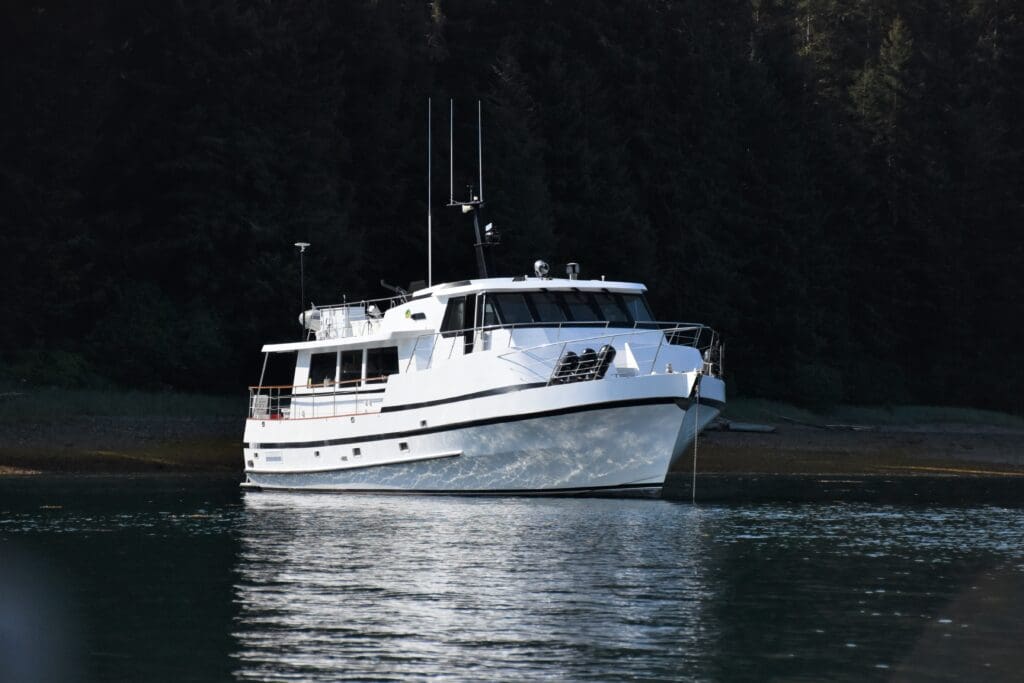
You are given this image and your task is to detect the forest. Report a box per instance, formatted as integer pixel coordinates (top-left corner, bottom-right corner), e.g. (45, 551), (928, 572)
(1, 0), (1021, 413)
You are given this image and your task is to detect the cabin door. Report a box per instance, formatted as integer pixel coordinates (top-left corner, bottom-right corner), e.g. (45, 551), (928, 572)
(440, 294), (477, 357)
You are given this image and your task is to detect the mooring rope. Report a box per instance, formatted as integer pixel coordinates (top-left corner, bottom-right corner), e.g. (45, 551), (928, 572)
(692, 375), (700, 504)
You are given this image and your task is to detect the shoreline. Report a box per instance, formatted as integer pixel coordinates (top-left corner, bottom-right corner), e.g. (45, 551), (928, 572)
(2, 416), (1023, 502)
(678, 421), (1024, 473)
(663, 422), (1024, 502)
(0, 415), (242, 475)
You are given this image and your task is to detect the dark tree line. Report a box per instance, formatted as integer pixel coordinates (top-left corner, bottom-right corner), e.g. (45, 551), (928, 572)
(1, 0), (1021, 412)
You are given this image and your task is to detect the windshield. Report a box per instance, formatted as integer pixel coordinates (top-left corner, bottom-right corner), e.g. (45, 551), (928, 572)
(486, 291), (653, 326)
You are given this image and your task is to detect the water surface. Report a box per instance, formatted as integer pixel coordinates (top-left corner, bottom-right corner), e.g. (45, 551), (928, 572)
(2, 475), (1023, 681)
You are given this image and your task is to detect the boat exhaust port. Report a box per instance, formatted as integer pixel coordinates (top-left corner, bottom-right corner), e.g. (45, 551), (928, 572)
(551, 345), (617, 384)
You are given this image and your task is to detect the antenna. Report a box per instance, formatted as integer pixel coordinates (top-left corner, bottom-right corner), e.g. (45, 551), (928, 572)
(446, 100), (496, 279)
(294, 242), (311, 341)
(427, 97), (432, 287)
(446, 99), (485, 208)
(449, 99), (454, 206)
(477, 100), (484, 203)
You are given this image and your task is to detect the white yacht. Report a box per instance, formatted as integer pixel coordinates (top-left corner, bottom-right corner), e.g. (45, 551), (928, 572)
(242, 101), (725, 496)
(242, 264), (725, 495)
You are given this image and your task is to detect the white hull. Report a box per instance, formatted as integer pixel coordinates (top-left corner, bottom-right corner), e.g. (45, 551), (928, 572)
(244, 274), (727, 497)
(243, 375), (724, 495)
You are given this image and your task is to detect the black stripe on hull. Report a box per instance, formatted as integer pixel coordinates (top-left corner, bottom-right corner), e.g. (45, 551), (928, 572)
(241, 481), (662, 498)
(380, 382), (547, 412)
(245, 395), (725, 450)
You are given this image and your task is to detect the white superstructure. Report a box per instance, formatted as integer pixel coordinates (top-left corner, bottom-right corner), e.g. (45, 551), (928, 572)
(242, 273), (726, 496)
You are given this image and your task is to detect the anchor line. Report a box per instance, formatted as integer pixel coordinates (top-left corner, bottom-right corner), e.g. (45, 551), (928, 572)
(692, 376), (700, 504)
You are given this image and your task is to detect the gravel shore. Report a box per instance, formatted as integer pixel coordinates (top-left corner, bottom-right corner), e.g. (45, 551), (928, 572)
(679, 422), (1024, 475)
(2, 416), (1022, 482)
(0, 416), (242, 474)
(663, 422), (1024, 502)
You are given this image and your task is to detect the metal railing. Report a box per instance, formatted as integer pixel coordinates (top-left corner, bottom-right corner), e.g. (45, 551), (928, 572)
(248, 375), (389, 420)
(304, 294), (407, 341)
(250, 322), (722, 419)
(405, 321), (722, 377)
(493, 323), (723, 385)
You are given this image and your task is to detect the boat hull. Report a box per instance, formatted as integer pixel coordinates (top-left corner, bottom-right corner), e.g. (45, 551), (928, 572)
(242, 377), (723, 495)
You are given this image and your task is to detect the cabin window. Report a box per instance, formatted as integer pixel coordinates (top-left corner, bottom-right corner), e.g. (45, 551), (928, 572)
(482, 298), (500, 327)
(492, 293), (534, 325)
(365, 347), (399, 383)
(308, 352), (337, 385)
(593, 293), (631, 324)
(340, 351), (361, 383)
(482, 290), (651, 325)
(562, 292), (600, 322)
(622, 294), (654, 322)
(440, 296), (467, 337)
(531, 292), (567, 322)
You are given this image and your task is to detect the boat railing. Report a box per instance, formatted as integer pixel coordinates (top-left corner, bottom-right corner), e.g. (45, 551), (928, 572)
(304, 295), (405, 341)
(248, 376), (389, 420)
(494, 323), (721, 384)
(404, 321), (722, 378)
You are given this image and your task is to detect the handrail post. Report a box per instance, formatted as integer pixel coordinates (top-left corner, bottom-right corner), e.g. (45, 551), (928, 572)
(406, 336), (419, 373)
(651, 331), (665, 374)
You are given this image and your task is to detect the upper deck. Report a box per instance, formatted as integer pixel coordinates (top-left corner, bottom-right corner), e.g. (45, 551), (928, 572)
(262, 276), (652, 353)
(249, 275), (722, 421)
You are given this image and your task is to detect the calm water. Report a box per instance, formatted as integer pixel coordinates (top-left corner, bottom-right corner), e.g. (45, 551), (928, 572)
(2, 475), (1024, 682)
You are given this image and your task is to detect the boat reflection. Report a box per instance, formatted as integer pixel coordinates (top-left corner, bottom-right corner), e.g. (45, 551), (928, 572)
(232, 492), (713, 681)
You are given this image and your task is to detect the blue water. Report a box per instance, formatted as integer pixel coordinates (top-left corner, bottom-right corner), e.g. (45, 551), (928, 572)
(2, 475), (1023, 681)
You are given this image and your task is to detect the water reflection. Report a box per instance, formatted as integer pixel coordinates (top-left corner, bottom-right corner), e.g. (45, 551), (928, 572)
(232, 494), (713, 680)
(5, 476), (1024, 681)
(233, 496), (1024, 681)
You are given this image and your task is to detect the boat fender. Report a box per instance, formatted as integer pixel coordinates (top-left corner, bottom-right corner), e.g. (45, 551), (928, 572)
(596, 345), (616, 379)
(578, 348), (598, 380)
(555, 351), (579, 383)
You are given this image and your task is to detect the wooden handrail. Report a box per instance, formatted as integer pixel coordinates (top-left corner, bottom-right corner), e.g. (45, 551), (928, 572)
(248, 375), (389, 391)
